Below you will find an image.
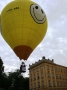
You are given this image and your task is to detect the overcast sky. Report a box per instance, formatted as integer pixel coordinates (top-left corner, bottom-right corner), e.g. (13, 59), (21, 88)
(0, 0), (67, 77)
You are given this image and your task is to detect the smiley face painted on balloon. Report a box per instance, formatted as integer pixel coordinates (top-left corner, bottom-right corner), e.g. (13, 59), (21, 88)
(30, 4), (46, 24)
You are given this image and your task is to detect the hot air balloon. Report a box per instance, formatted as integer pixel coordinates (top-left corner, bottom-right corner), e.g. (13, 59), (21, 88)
(0, 0), (48, 60)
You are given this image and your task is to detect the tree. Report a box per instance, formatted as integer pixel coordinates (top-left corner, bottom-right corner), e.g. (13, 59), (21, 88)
(23, 77), (29, 90)
(8, 69), (29, 90)
(0, 57), (29, 90)
(0, 57), (4, 75)
(0, 57), (8, 90)
(0, 57), (4, 87)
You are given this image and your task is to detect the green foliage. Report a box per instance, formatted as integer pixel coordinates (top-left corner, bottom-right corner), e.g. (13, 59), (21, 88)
(8, 69), (29, 90)
(0, 57), (8, 89)
(0, 57), (29, 90)
(23, 78), (29, 90)
(0, 57), (4, 75)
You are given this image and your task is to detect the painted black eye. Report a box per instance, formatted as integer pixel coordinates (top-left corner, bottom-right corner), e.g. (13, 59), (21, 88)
(30, 4), (46, 24)
(41, 9), (43, 13)
(35, 6), (38, 9)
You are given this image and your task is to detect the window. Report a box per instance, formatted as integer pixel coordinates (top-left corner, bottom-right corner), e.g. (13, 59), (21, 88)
(48, 71), (50, 77)
(64, 70), (65, 73)
(34, 77), (36, 80)
(55, 67), (57, 71)
(37, 68), (39, 72)
(34, 69), (36, 72)
(59, 81), (61, 86)
(64, 76), (66, 79)
(37, 74), (40, 79)
(59, 81), (62, 86)
(64, 82), (65, 86)
(51, 66), (53, 70)
(66, 82), (67, 86)
(47, 65), (49, 69)
(31, 78), (32, 81)
(63, 75), (64, 79)
(40, 66), (43, 69)
(63, 82), (65, 86)
(34, 83), (36, 88)
(38, 76), (39, 79)
(34, 74), (36, 80)
(61, 81), (62, 86)
(53, 81), (55, 86)
(52, 72), (54, 78)
(56, 74), (58, 79)
(30, 74), (32, 81)
(48, 80), (51, 87)
(62, 75), (63, 79)
(29, 71), (31, 74)
(34, 73), (36, 80)
(60, 75), (61, 79)
(31, 84), (32, 89)
(61, 69), (62, 72)
(57, 81), (59, 86)
(42, 81), (44, 87)
(58, 68), (60, 72)
(41, 72), (44, 78)
(38, 82), (40, 88)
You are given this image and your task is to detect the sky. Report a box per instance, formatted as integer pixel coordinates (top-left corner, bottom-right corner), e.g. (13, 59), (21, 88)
(0, 0), (67, 77)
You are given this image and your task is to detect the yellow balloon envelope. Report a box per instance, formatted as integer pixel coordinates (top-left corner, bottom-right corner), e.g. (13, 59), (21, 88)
(1, 0), (48, 60)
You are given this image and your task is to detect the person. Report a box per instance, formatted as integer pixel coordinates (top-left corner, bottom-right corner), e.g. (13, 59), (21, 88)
(20, 62), (26, 73)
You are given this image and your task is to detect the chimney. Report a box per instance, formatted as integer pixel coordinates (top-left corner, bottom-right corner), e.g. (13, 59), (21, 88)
(52, 59), (54, 63)
(42, 56), (45, 59)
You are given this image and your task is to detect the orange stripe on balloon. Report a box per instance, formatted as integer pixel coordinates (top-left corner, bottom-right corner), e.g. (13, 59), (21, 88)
(14, 45), (33, 60)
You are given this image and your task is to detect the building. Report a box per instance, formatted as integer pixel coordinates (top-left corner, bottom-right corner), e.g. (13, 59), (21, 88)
(28, 56), (67, 90)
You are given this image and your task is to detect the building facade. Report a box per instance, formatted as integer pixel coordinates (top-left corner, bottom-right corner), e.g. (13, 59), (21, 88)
(29, 56), (67, 90)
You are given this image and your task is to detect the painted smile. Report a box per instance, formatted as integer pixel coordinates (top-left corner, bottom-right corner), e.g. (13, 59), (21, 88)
(33, 8), (45, 21)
